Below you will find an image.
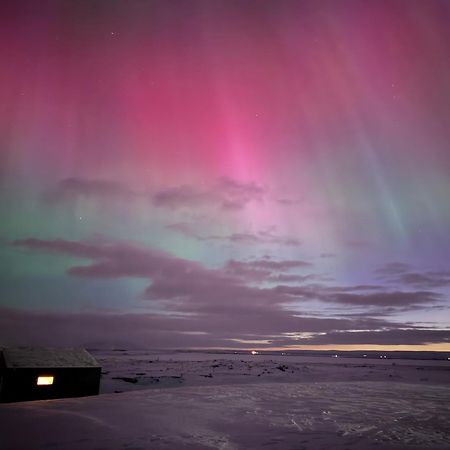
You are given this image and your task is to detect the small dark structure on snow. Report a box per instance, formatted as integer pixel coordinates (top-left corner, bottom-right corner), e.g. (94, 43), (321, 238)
(0, 347), (101, 403)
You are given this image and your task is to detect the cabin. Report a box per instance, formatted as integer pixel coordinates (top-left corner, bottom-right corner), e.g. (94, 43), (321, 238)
(0, 347), (101, 403)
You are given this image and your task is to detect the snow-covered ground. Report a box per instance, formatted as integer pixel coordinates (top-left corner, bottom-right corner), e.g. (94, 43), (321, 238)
(1, 351), (449, 449)
(94, 350), (450, 394)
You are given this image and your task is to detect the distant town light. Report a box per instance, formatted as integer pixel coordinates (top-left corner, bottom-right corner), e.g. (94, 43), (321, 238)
(37, 376), (54, 386)
(251, 350), (258, 355)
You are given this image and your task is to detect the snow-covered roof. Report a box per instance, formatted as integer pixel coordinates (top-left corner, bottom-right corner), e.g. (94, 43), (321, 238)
(1, 347), (100, 369)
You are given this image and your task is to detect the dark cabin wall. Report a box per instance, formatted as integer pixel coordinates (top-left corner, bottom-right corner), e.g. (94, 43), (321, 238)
(0, 351), (5, 396)
(0, 350), (5, 370)
(0, 367), (101, 403)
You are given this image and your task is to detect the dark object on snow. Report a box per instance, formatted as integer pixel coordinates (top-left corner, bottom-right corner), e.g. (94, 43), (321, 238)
(112, 376), (138, 384)
(0, 347), (101, 403)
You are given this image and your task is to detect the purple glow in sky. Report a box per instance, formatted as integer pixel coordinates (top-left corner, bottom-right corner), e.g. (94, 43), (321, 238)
(1, 0), (450, 350)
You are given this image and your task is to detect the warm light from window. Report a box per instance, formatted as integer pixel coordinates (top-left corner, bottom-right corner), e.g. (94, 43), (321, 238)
(37, 376), (54, 385)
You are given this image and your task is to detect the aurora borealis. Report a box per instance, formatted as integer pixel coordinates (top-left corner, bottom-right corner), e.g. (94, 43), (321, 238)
(1, 0), (449, 350)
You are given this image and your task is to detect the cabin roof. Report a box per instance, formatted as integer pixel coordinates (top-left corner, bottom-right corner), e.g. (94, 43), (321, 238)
(1, 347), (100, 369)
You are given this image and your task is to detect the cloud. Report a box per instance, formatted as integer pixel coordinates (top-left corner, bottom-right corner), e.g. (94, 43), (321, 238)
(375, 262), (450, 289)
(0, 305), (409, 349)
(221, 233), (265, 244)
(227, 258), (312, 272)
(323, 291), (440, 307)
(298, 328), (450, 346)
(256, 228), (302, 246)
(48, 178), (136, 202)
(216, 176), (265, 209)
(320, 253), (336, 258)
(0, 307), (225, 349)
(165, 222), (204, 239)
(397, 271), (450, 289)
(152, 185), (216, 209)
(392, 271), (450, 289)
(0, 306), (445, 349)
(13, 238), (288, 315)
(375, 262), (412, 277)
(10, 237), (448, 348)
(275, 284), (441, 307)
(223, 258), (314, 283)
(165, 223), (264, 244)
(48, 176), (265, 212)
(209, 231), (301, 246)
(13, 238), (440, 311)
(166, 223), (301, 247)
(267, 274), (316, 283)
(277, 198), (302, 206)
(13, 237), (210, 281)
(152, 177), (265, 211)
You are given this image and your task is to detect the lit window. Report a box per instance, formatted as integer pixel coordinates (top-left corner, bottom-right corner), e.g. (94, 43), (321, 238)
(37, 376), (54, 385)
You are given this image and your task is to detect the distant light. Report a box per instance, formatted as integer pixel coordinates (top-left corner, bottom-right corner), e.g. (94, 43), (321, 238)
(37, 376), (54, 386)
(363, 354), (367, 357)
(332, 354), (338, 358)
(251, 350), (258, 355)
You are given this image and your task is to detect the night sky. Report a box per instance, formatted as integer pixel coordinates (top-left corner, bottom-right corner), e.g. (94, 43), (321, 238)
(1, 0), (449, 350)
